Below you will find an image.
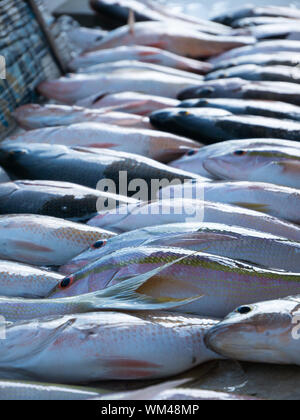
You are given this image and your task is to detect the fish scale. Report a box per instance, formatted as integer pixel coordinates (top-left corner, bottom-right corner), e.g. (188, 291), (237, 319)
(50, 247), (300, 318)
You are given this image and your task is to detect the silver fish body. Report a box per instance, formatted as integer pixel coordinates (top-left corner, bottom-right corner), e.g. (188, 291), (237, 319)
(0, 312), (220, 382)
(13, 104), (152, 130)
(0, 214), (115, 266)
(60, 222), (300, 275)
(0, 261), (63, 298)
(160, 181), (300, 225)
(88, 199), (300, 241)
(170, 138), (300, 178)
(0, 380), (105, 400)
(5, 122), (199, 163)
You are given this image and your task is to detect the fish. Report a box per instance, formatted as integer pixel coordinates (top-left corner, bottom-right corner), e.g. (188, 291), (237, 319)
(5, 122), (199, 163)
(160, 181), (300, 225)
(209, 40), (300, 65)
(0, 259), (205, 322)
(77, 91), (180, 115)
(13, 104), (152, 130)
(0, 261), (63, 299)
(0, 143), (203, 197)
(213, 5), (300, 25)
(75, 60), (205, 82)
(0, 166), (10, 183)
(90, 0), (229, 34)
(178, 98), (300, 122)
(67, 26), (108, 52)
(0, 214), (115, 266)
(87, 21), (254, 58)
(234, 23), (300, 41)
(37, 72), (200, 103)
(231, 16), (299, 28)
(69, 45), (212, 74)
(0, 311), (220, 382)
(169, 138), (300, 178)
(103, 381), (259, 400)
(212, 52), (300, 71)
(205, 64), (300, 84)
(203, 145), (300, 189)
(0, 180), (137, 221)
(87, 199), (300, 241)
(150, 107), (300, 143)
(60, 222), (300, 275)
(205, 295), (300, 366)
(50, 246), (300, 318)
(178, 78), (300, 106)
(0, 380), (107, 400)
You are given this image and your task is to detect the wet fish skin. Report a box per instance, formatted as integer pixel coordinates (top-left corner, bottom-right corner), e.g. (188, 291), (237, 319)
(233, 23), (300, 41)
(0, 180), (136, 222)
(67, 27), (108, 52)
(205, 296), (300, 366)
(5, 122), (199, 163)
(0, 311), (220, 383)
(76, 60), (204, 82)
(50, 246), (300, 318)
(37, 72), (200, 104)
(0, 214), (115, 266)
(150, 107), (300, 143)
(60, 222), (300, 277)
(160, 181), (300, 225)
(13, 104), (152, 130)
(178, 78), (300, 107)
(178, 98), (300, 122)
(209, 40), (300, 65)
(212, 52), (300, 71)
(0, 260), (63, 299)
(90, 0), (229, 34)
(88, 198), (300, 242)
(0, 380), (105, 401)
(0, 143), (202, 196)
(88, 21), (254, 58)
(69, 45), (212, 74)
(169, 138), (300, 178)
(0, 166), (10, 183)
(204, 145), (300, 189)
(231, 16), (299, 28)
(213, 5), (300, 25)
(206, 64), (300, 84)
(78, 91), (180, 115)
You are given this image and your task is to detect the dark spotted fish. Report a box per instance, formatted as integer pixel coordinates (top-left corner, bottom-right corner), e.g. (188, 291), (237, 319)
(0, 180), (137, 222)
(206, 64), (300, 84)
(178, 78), (300, 106)
(150, 107), (300, 143)
(179, 98), (300, 122)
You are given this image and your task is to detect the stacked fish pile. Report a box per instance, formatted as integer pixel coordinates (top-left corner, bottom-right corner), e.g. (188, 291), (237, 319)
(2, 0), (300, 400)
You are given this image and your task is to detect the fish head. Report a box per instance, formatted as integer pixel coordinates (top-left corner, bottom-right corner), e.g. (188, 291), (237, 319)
(203, 147), (295, 180)
(205, 298), (298, 365)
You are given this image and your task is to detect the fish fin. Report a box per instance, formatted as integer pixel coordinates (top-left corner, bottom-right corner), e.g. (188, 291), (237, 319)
(78, 255), (203, 312)
(233, 202), (269, 214)
(128, 9), (135, 35)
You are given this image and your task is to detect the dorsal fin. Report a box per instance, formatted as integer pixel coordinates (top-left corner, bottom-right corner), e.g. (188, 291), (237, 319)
(128, 9), (135, 35)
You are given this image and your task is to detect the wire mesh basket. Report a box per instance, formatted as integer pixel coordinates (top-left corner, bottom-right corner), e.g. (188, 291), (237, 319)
(0, 0), (61, 139)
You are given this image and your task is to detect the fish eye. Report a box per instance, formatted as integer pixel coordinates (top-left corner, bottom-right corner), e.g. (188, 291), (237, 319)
(179, 111), (190, 117)
(234, 150), (247, 156)
(236, 306), (252, 315)
(92, 240), (107, 249)
(59, 276), (74, 290)
(187, 149), (197, 157)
